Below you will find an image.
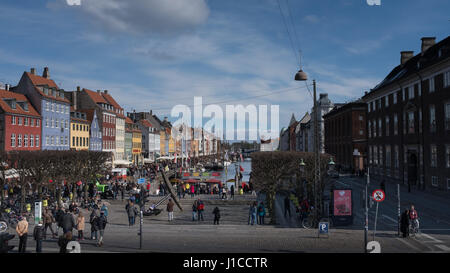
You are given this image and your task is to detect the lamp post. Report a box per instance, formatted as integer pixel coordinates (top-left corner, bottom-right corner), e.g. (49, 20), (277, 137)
(299, 158), (306, 198)
(295, 70), (321, 225)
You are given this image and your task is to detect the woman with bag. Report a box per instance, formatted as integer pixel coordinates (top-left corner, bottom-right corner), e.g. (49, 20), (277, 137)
(76, 211), (85, 241)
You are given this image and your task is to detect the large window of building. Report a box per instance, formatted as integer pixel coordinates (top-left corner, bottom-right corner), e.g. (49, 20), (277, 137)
(386, 145), (391, 168)
(430, 105), (436, 132)
(408, 111), (415, 134)
(445, 102), (450, 131)
(378, 119), (382, 137)
(394, 145), (399, 169)
(11, 134), (16, 147)
(408, 86), (414, 99)
(24, 135), (28, 147)
(386, 116), (390, 136)
(444, 70), (450, 87)
(30, 135), (34, 148)
(446, 145), (450, 168)
(393, 92), (398, 104)
(429, 77), (435, 92)
(432, 176), (438, 187)
(18, 134), (22, 147)
(394, 114), (398, 135)
(431, 145), (437, 167)
(379, 145), (384, 166)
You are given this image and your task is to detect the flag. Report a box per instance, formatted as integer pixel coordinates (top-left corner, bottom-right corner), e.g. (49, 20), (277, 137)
(240, 165), (244, 172)
(174, 153), (177, 163)
(240, 153), (244, 162)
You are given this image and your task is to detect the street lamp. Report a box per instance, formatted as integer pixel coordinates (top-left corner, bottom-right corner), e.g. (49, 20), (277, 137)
(299, 158), (306, 173)
(328, 157), (335, 171)
(295, 70), (321, 226)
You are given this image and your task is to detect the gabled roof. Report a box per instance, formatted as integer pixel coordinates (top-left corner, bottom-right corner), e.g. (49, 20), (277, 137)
(24, 72), (70, 103)
(0, 89), (40, 117)
(101, 92), (125, 118)
(78, 109), (97, 123)
(125, 117), (134, 124)
(139, 119), (153, 128)
(83, 88), (108, 104)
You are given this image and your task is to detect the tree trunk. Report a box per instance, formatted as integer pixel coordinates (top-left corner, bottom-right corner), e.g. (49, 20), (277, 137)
(21, 183), (26, 213)
(267, 190), (276, 225)
(72, 182), (76, 201)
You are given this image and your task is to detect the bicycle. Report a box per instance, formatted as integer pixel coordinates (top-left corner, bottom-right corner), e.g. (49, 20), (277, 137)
(301, 207), (316, 229)
(409, 218), (420, 237)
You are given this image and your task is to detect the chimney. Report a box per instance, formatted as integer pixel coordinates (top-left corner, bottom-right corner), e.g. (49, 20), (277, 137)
(42, 67), (50, 79)
(97, 90), (101, 93)
(421, 37), (436, 54)
(401, 51), (414, 65)
(76, 86), (81, 92)
(150, 110), (152, 115)
(104, 90), (108, 94)
(73, 91), (78, 111)
(319, 93), (328, 99)
(164, 117), (168, 122)
(30, 68), (36, 75)
(5, 84), (10, 91)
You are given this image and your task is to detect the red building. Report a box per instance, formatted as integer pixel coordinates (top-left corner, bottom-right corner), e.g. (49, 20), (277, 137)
(0, 89), (41, 151)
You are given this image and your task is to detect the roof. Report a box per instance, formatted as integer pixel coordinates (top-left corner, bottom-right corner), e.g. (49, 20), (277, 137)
(323, 101), (366, 119)
(101, 92), (125, 118)
(78, 109), (96, 123)
(139, 119), (153, 128)
(125, 117), (134, 124)
(364, 36), (450, 99)
(25, 72), (70, 103)
(0, 89), (41, 117)
(83, 88), (108, 104)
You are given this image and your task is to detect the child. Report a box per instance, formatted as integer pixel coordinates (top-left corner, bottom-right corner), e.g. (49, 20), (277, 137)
(213, 207), (220, 225)
(33, 220), (44, 253)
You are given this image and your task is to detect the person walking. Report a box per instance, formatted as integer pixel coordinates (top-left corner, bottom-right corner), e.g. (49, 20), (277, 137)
(58, 231), (73, 253)
(167, 199), (175, 222)
(62, 209), (76, 235)
(16, 216), (29, 253)
(43, 208), (56, 239)
(248, 202), (257, 225)
(100, 203), (109, 217)
(76, 211), (85, 241)
(213, 207), (221, 225)
(257, 202), (266, 225)
(400, 209), (410, 238)
(190, 184), (195, 198)
(33, 220), (44, 253)
(230, 185), (235, 200)
(126, 201), (138, 226)
(284, 196), (291, 218)
(96, 211), (107, 247)
(197, 199), (205, 221)
(55, 206), (65, 236)
(192, 200), (198, 221)
(89, 208), (99, 240)
(409, 205), (419, 233)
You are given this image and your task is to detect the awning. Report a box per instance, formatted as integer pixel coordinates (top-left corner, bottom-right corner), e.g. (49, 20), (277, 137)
(114, 160), (132, 166)
(183, 179), (201, 183)
(144, 158), (154, 163)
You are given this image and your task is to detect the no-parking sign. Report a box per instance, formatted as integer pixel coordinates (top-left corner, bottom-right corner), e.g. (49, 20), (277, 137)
(372, 189), (385, 202)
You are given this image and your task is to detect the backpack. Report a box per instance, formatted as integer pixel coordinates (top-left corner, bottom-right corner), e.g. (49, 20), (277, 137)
(198, 202), (204, 210)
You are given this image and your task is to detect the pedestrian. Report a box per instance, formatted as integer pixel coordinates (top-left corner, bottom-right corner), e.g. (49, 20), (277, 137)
(62, 209), (76, 235)
(167, 198), (175, 222)
(213, 207), (220, 225)
(96, 211), (107, 247)
(76, 211), (85, 241)
(409, 205), (419, 233)
(69, 201), (77, 213)
(284, 196), (291, 218)
(55, 206), (65, 236)
(101, 203), (109, 217)
(400, 209), (410, 238)
(58, 231), (73, 253)
(230, 185), (235, 200)
(43, 208), (56, 239)
(248, 202), (257, 225)
(126, 200), (138, 226)
(89, 208), (99, 240)
(197, 199), (205, 221)
(192, 200), (198, 221)
(190, 184), (195, 198)
(16, 216), (29, 253)
(257, 202), (266, 225)
(33, 220), (44, 253)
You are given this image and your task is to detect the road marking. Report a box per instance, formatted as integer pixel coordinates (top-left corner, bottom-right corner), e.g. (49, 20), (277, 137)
(435, 245), (450, 252)
(395, 238), (421, 252)
(382, 215), (397, 223)
(419, 233), (443, 243)
(419, 229), (450, 231)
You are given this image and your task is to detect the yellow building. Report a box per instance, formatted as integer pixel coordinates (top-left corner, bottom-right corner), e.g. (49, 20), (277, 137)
(160, 130), (166, 156)
(132, 128), (142, 165)
(70, 111), (90, 151)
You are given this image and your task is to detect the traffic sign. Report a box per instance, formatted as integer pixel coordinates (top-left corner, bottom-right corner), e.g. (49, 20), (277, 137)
(138, 178), (146, 184)
(319, 222), (329, 234)
(372, 189), (385, 202)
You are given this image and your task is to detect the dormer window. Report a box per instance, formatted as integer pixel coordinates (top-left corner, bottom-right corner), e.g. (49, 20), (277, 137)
(11, 100), (16, 109)
(43, 87), (49, 95)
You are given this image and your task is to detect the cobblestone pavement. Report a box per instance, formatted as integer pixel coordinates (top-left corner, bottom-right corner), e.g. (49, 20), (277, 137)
(4, 192), (447, 253)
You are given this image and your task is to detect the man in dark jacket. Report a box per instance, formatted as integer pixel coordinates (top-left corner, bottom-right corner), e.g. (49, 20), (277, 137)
(167, 199), (175, 222)
(55, 207), (65, 236)
(96, 211), (107, 247)
(33, 221), (45, 253)
(284, 196), (291, 218)
(62, 210), (76, 235)
(213, 207), (220, 225)
(126, 201), (138, 226)
(400, 209), (410, 238)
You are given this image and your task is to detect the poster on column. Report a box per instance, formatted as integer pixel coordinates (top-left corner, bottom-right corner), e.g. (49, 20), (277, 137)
(332, 189), (353, 226)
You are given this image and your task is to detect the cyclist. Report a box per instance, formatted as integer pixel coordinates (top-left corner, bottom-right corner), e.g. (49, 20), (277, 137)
(299, 198), (310, 221)
(409, 205), (419, 234)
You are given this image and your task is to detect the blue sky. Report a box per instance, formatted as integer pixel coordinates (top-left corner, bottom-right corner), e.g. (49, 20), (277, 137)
(0, 0), (449, 140)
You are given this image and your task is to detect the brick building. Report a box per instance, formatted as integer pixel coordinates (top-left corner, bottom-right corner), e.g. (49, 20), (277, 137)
(323, 101), (367, 172)
(362, 36), (450, 191)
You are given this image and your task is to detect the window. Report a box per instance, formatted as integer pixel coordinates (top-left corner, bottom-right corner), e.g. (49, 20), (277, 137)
(30, 118), (34, 127)
(51, 103), (54, 112)
(35, 135), (39, 147)
(374, 146), (378, 165)
(394, 145), (399, 169)
(55, 119), (58, 128)
(73, 124), (75, 130)
(56, 104), (59, 113)
(431, 176), (438, 187)
(393, 92), (397, 104)
(72, 136), (75, 146)
(51, 136), (54, 145)
(429, 77), (435, 92)
(65, 136), (68, 145)
(12, 116), (16, 125)
(18, 134), (22, 147)
(11, 134), (16, 147)
(448, 179), (450, 190)
(61, 136), (64, 146)
(385, 96), (389, 107)
(431, 145), (437, 167)
(386, 145), (391, 168)
(51, 118), (54, 128)
(386, 116), (390, 136)
(24, 118), (28, 126)
(445, 102), (450, 131)
(65, 120), (68, 129)
(430, 105), (436, 132)
(37, 119), (40, 127)
(408, 86), (414, 99)
(45, 101), (49, 111)
(418, 83), (422, 96)
(444, 71), (450, 88)
(55, 136), (59, 145)
(379, 145), (384, 166)
(446, 145), (450, 168)
(408, 111), (415, 134)
(24, 135), (28, 147)
(46, 136), (49, 146)
(402, 89), (406, 101)
(18, 117), (22, 126)
(378, 119), (382, 137)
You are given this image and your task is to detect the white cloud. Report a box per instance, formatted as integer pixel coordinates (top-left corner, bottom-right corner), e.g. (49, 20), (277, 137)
(303, 15), (320, 24)
(74, 0), (210, 35)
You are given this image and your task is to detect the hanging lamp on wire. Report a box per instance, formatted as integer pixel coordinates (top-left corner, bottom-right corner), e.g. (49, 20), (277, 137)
(295, 50), (308, 81)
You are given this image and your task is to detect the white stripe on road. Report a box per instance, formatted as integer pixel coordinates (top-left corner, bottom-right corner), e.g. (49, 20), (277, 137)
(382, 215), (397, 223)
(420, 233), (443, 243)
(435, 245), (450, 252)
(395, 238), (421, 252)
